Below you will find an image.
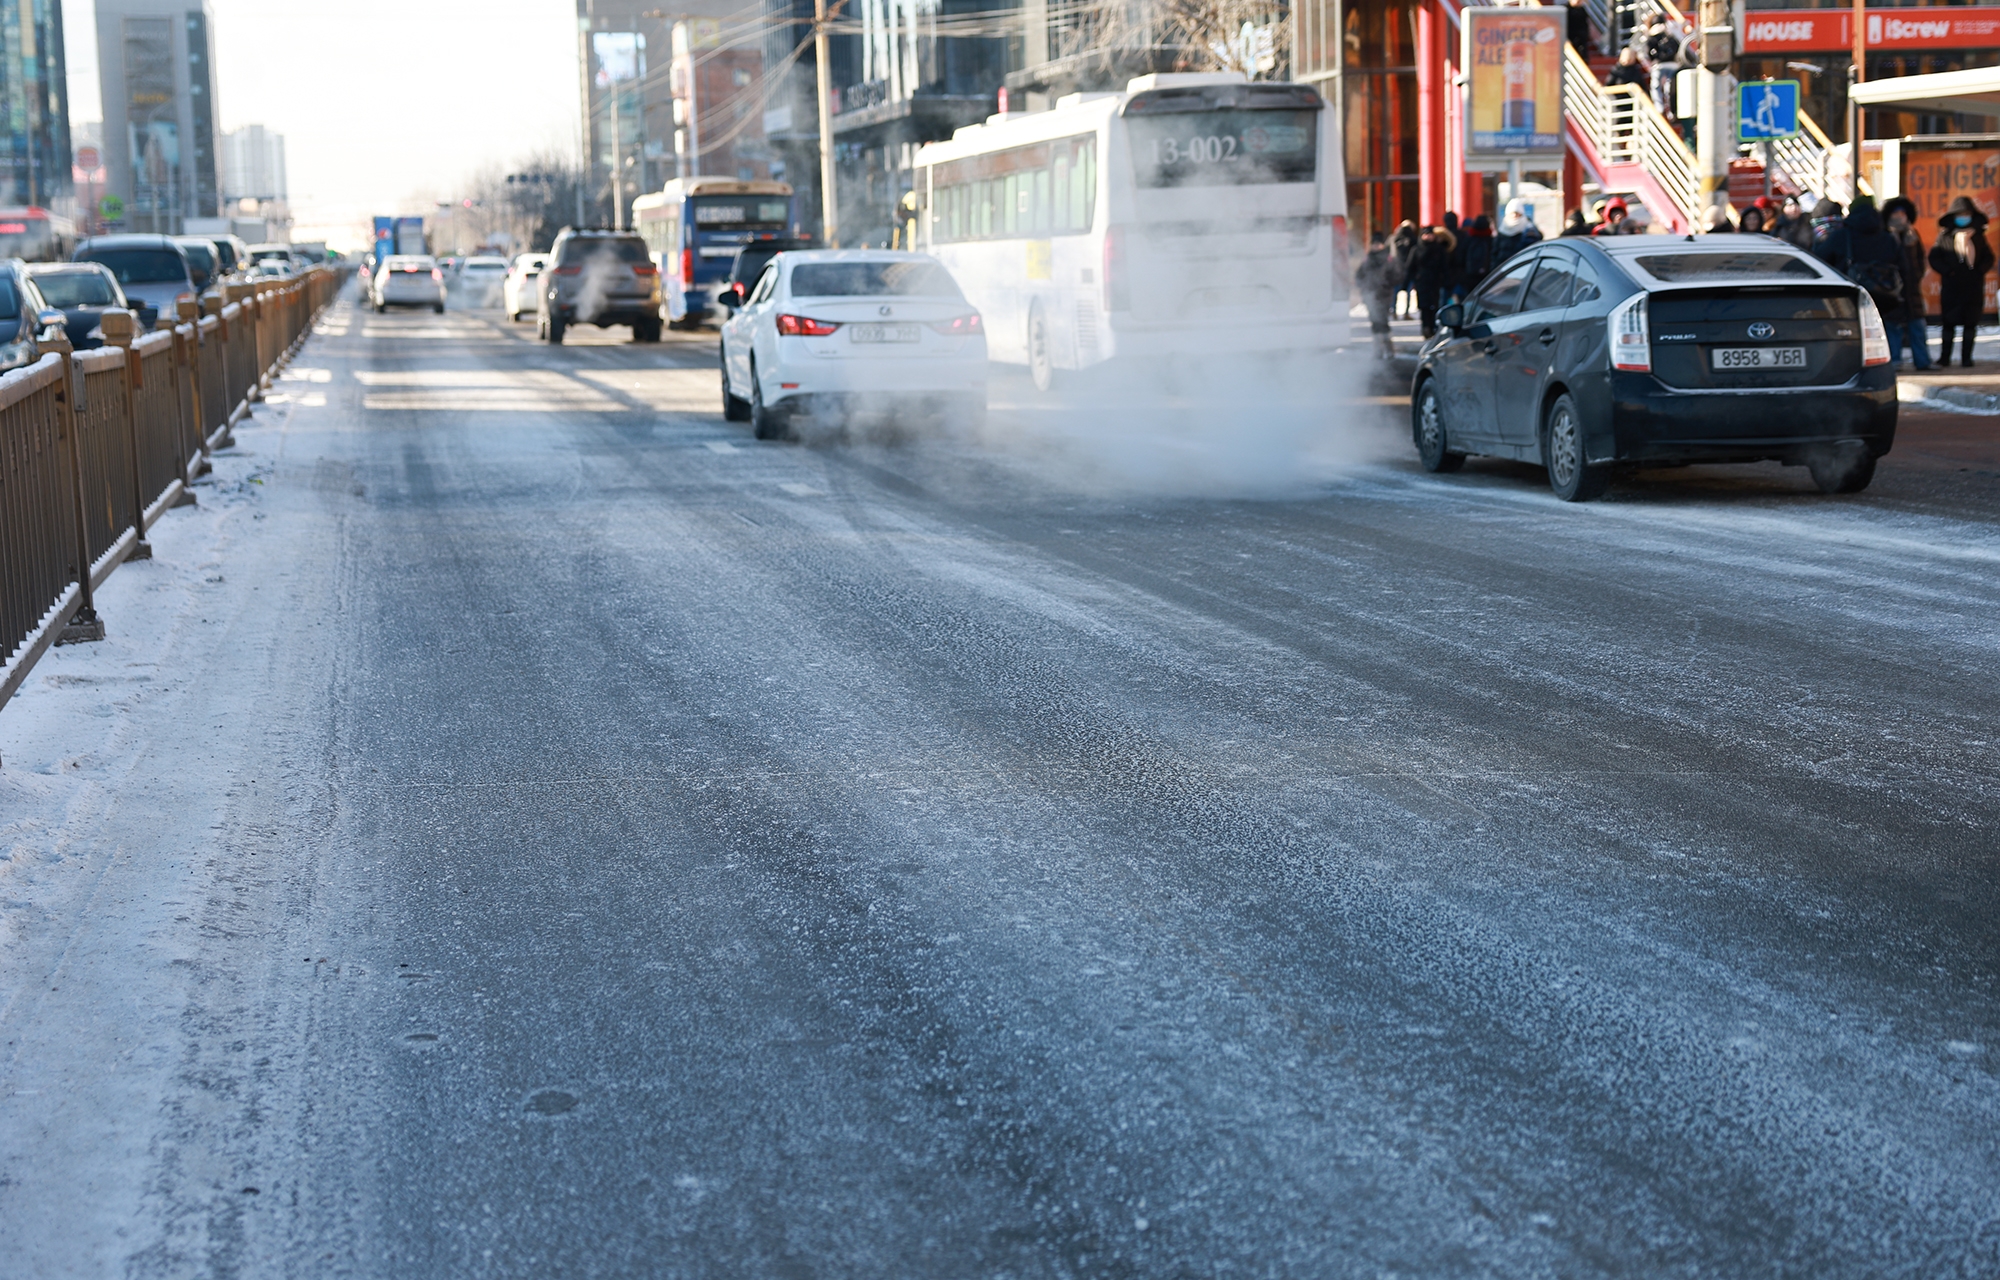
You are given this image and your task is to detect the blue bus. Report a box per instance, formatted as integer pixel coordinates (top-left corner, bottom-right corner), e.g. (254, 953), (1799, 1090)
(632, 177), (795, 326)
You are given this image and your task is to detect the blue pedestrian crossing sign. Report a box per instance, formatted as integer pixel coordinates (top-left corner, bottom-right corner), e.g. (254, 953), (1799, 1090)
(1739, 79), (1800, 141)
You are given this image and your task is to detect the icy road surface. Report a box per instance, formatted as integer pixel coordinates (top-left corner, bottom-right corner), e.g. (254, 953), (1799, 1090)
(2, 298), (1997, 1278)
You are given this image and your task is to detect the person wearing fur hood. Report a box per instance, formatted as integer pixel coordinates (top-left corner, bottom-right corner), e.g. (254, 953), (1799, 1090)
(1494, 198), (1543, 266)
(1927, 196), (1994, 367)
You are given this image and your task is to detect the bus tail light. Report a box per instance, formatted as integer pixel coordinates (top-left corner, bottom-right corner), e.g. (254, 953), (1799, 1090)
(1329, 214), (1351, 300)
(1608, 294), (1650, 372)
(929, 313), (983, 336)
(1857, 290), (1891, 365)
(776, 314), (841, 336)
(681, 248), (695, 286)
(1103, 226), (1129, 311)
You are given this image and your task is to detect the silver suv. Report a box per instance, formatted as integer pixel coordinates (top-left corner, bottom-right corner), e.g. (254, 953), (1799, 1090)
(537, 228), (663, 345)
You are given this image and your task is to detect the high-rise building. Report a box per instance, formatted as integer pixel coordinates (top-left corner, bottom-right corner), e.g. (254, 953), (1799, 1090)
(0, 0), (75, 212)
(94, 0), (222, 232)
(222, 124), (285, 204)
(578, 0), (773, 229)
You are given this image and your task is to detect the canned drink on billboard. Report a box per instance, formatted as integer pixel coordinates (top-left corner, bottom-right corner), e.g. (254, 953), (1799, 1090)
(1464, 7), (1565, 160)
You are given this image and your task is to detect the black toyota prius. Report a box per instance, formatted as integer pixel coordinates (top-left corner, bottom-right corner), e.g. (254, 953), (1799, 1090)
(1409, 235), (1898, 500)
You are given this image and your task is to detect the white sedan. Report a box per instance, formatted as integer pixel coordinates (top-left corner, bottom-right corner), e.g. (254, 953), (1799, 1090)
(372, 255), (444, 313)
(455, 255), (509, 308)
(719, 250), (987, 439)
(503, 253), (548, 321)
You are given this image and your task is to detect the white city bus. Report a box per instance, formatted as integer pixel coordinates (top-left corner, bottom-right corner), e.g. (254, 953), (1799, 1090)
(633, 177), (796, 325)
(914, 72), (1348, 388)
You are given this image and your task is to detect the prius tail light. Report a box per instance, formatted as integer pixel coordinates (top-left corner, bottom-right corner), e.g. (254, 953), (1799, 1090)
(1608, 294), (1650, 372)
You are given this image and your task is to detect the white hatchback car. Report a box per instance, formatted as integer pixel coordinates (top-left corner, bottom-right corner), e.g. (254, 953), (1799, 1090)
(504, 253), (548, 321)
(719, 250), (987, 439)
(372, 255), (444, 313)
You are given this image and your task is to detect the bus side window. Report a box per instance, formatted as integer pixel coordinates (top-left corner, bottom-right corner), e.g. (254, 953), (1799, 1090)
(1034, 168), (1050, 235)
(1080, 139), (1096, 229)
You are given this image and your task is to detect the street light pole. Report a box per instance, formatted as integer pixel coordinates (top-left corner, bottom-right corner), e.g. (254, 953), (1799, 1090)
(815, 0), (839, 247)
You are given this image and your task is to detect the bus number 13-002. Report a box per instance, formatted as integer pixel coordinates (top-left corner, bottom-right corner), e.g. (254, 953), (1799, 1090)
(1152, 136), (1238, 164)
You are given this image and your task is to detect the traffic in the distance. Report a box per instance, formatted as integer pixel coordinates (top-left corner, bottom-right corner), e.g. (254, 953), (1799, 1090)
(377, 69), (1896, 502)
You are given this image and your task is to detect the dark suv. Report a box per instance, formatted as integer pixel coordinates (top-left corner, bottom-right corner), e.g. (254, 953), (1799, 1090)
(538, 228), (663, 344)
(1411, 236), (1897, 500)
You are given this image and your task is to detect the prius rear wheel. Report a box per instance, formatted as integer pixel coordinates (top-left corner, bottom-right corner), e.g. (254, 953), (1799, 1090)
(1545, 393), (1610, 502)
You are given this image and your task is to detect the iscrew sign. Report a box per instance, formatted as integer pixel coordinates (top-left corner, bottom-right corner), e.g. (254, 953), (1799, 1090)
(1741, 7), (2000, 53)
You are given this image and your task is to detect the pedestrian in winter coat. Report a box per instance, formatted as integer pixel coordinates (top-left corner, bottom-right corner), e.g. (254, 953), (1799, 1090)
(1881, 196), (1932, 369)
(1700, 204), (1736, 233)
(1928, 196), (1993, 367)
(1560, 208), (1592, 237)
(1772, 196), (1814, 251)
(1592, 195), (1639, 234)
(1740, 196), (1777, 234)
(1643, 21), (1686, 115)
(1441, 210), (1466, 301)
(1390, 219), (1420, 318)
(1607, 47), (1648, 90)
(1354, 232), (1401, 359)
(1460, 214), (1496, 293)
(1844, 198), (1907, 324)
(1406, 224), (1457, 338)
(1494, 198), (1544, 264)
(1808, 197), (1850, 275)
(1567, 0), (1593, 55)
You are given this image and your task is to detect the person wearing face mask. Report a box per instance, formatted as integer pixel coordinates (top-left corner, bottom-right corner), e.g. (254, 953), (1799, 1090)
(1927, 196), (1994, 368)
(1880, 197), (1931, 371)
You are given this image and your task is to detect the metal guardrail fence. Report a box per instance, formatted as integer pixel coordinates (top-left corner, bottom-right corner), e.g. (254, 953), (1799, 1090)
(0, 265), (346, 726)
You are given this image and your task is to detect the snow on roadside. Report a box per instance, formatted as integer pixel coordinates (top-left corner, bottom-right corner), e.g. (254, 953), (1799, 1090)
(0, 422), (280, 995)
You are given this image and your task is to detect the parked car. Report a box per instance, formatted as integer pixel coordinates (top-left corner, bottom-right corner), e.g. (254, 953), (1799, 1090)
(1410, 235), (1896, 499)
(247, 259), (296, 280)
(245, 243), (294, 269)
(72, 233), (195, 329)
(719, 250), (987, 439)
(171, 237), (220, 294)
(372, 255), (445, 314)
(0, 258), (58, 371)
(538, 228), (662, 344)
(454, 255), (508, 308)
(504, 253), (548, 321)
(24, 262), (133, 348)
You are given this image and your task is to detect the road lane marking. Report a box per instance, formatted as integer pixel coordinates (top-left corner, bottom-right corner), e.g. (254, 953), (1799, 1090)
(704, 442), (740, 454)
(779, 483), (825, 497)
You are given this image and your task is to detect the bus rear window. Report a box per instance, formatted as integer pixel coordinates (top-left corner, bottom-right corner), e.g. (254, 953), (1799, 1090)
(790, 261), (961, 298)
(693, 198), (789, 227)
(1126, 110), (1318, 188)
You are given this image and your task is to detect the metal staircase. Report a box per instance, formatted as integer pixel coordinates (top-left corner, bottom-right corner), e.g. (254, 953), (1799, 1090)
(1556, 0), (1864, 230)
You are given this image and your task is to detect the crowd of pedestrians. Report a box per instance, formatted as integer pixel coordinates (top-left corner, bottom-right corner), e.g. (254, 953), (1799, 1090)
(1353, 188), (1996, 368)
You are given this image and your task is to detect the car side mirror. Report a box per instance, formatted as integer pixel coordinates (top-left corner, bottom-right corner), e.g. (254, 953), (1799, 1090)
(720, 284), (744, 309)
(37, 307), (64, 330)
(1437, 303), (1464, 332)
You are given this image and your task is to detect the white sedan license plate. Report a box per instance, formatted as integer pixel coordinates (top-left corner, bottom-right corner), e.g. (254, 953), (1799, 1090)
(1712, 345), (1805, 370)
(850, 324), (920, 344)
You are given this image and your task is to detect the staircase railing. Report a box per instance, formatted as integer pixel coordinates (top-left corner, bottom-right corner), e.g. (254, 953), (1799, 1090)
(1563, 41), (1702, 228)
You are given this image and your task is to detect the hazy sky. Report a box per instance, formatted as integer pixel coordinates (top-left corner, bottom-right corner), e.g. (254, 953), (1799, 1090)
(67, 0), (584, 244)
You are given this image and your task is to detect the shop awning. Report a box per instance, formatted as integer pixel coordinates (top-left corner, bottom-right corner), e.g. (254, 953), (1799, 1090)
(1849, 66), (2000, 118)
